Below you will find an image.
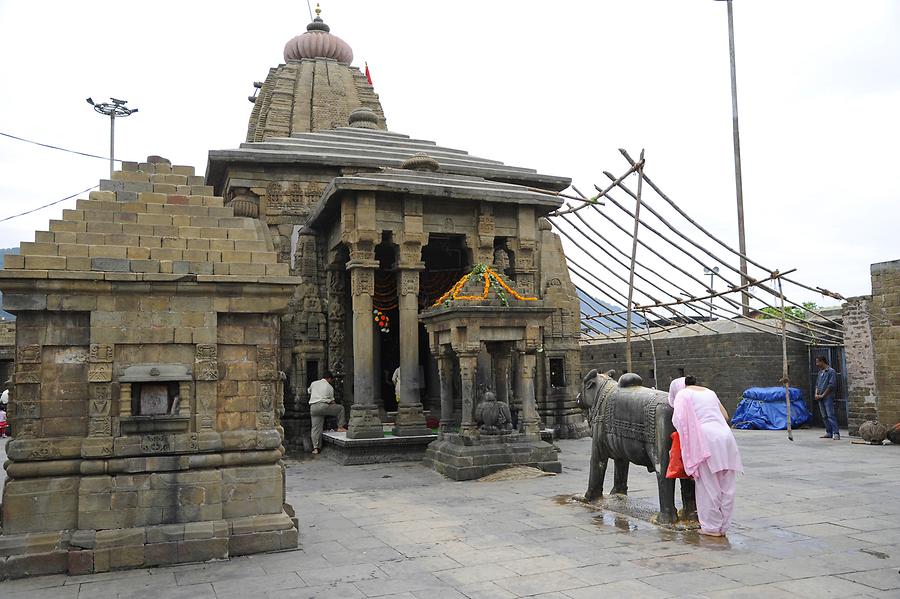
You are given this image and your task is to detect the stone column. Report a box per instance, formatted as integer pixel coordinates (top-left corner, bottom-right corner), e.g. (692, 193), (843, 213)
(346, 263), (382, 439)
(515, 350), (541, 440)
(436, 346), (455, 438)
(493, 347), (511, 405)
(457, 350), (480, 439)
(393, 268), (429, 436)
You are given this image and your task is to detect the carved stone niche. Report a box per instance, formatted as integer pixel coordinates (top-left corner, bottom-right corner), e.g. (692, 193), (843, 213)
(119, 364), (192, 434)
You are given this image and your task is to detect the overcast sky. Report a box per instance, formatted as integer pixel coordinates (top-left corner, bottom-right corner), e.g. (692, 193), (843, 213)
(0, 0), (897, 309)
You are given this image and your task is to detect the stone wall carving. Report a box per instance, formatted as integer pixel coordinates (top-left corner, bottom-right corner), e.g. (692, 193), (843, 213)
(351, 268), (375, 296)
(257, 346), (278, 380)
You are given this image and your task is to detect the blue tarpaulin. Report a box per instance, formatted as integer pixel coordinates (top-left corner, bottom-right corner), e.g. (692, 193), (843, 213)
(731, 387), (811, 430)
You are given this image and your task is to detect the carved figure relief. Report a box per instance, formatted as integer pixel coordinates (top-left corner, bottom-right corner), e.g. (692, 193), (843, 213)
(195, 360), (219, 381)
(259, 382), (276, 412)
(195, 344), (217, 360)
(88, 363), (113, 383)
(256, 411), (275, 430)
(265, 180), (324, 213)
(17, 344), (41, 363)
(257, 346), (278, 380)
(478, 215), (496, 236)
(89, 385), (112, 416)
(15, 363), (41, 384)
(141, 434), (171, 453)
(90, 344), (114, 363)
(89, 417), (112, 437)
(350, 268), (375, 296)
(400, 270), (419, 296)
(29, 440), (61, 459)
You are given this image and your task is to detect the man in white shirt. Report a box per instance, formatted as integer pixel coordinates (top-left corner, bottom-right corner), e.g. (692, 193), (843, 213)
(308, 371), (346, 454)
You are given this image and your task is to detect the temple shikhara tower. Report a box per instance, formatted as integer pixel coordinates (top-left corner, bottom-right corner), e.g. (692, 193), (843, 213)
(0, 7), (586, 577)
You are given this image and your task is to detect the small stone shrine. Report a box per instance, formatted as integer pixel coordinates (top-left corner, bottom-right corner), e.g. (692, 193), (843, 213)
(421, 265), (562, 480)
(0, 157), (299, 577)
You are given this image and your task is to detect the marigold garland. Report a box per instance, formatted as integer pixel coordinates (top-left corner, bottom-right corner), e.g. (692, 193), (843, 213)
(431, 264), (537, 307)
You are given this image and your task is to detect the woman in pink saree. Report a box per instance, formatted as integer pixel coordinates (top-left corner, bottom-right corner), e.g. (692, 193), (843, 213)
(668, 376), (743, 536)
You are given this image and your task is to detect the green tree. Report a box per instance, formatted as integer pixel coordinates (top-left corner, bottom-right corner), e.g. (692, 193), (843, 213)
(757, 301), (818, 320)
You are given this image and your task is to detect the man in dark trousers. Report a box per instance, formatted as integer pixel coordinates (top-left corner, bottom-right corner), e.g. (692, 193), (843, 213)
(814, 356), (840, 440)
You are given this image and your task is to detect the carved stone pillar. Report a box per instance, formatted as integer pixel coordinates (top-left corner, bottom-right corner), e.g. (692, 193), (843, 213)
(457, 350), (480, 440)
(394, 267), (428, 436)
(346, 262), (382, 439)
(436, 347), (455, 438)
(493, 347), (511, 405)
(515, 350), (541, 440)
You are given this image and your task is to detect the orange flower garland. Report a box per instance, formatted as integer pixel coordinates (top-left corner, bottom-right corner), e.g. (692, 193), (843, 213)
(431, 264), (537, 307)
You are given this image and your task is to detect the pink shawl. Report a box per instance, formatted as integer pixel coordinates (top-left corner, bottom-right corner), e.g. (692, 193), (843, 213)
(672, 388), (711, 477)
(668, 377), (686, 408)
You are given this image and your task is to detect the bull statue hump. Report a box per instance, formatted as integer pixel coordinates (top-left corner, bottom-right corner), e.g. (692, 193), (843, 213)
(577, 370), (697, 525)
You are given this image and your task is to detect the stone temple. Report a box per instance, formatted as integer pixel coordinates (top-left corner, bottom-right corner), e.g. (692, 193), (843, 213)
(206, 9), (588, 449)
(0, 8), (586, 577)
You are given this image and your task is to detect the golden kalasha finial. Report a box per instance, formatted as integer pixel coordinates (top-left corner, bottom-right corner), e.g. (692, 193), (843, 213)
(315, 3), (321, 17)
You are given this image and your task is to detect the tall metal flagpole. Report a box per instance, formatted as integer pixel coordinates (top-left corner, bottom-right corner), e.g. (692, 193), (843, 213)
(725, 0), (751, 316)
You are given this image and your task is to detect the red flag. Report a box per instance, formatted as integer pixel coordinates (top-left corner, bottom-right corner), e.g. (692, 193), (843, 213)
(365, 61), (373, 85)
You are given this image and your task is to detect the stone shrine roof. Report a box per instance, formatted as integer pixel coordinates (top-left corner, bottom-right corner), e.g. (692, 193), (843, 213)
(209, 127), (571, 192)
(0, 158), (295, 285)
(309, 169), (563, 228)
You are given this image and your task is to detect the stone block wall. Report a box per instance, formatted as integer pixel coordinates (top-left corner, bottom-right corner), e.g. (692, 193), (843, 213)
(870, 260), (900, 426)
(581, 329), (811, 415)
(843, 296), (878, 435)
(843, 259), (900, 434)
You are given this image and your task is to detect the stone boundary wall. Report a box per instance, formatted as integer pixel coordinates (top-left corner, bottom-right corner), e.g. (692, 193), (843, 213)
(870, 259), (900, 427)
(581, 330), (811, 415)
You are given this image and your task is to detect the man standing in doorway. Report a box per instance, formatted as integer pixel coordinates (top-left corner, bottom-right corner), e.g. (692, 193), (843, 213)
(308, 371), (346, 454)
(815, 356), (840, 440)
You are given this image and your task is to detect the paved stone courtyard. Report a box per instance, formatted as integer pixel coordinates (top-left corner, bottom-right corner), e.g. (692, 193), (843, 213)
(1, 429), (898, 598)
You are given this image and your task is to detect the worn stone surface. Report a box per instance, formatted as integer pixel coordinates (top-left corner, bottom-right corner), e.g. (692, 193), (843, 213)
(844, 258), (900, 435)
(1, 431), (899, 595)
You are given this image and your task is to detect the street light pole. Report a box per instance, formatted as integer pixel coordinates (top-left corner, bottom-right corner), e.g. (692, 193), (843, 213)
(86, 97), (138, 177)
(723, 0), (751, 316)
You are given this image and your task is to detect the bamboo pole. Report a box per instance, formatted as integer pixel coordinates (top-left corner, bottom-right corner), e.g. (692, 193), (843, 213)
(599, 177), (844, 339)
(777, 276), (794, 442)
(548, 163), (636, 216)
(643, 309), (658, 389)
(617, 149), (844, 302)
(625, 150), (645, 373)
(557, 223), (714, 336)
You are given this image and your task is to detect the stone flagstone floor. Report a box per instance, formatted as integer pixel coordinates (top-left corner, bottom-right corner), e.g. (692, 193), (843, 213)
(1, 429), (899, 598)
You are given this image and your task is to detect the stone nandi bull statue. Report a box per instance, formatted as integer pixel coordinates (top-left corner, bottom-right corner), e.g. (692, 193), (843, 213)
(577, 369), (697, 525)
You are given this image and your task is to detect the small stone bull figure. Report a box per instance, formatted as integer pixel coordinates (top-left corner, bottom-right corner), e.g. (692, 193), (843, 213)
(577, 369), (696, 525)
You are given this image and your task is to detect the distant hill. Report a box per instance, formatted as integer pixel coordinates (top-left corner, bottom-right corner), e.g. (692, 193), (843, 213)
(0, 248), (19, 321)
(576, 288), (644, 333)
